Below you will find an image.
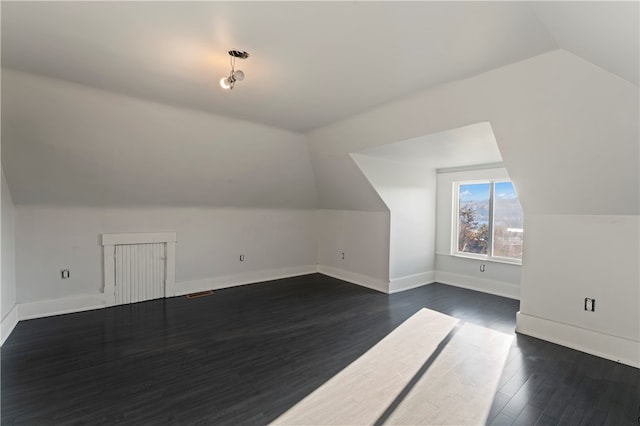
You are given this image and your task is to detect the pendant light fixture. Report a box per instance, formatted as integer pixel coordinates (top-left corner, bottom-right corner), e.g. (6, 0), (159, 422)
(220, 49), (250, 90)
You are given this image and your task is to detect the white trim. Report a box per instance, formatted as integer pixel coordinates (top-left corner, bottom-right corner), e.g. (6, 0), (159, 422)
(4, 268), (317, 326)
(1, 305), (20, 345)
(452, 179), (524, 265)
(165, 241), (177, 297)
(516, 312), (640, 368)
(389, 271), (435, 293)
(317, 265), (389, 293)
(175, 265), (318, 296)
(101, 232), (177, 306)
(451, 252), (522, 266)
(437, 162), (505, 174)
(18, 293), (106, 321)
(101, 232), (177, 246)
(103, 244), (116, 306)
(434, 270), (520, 300)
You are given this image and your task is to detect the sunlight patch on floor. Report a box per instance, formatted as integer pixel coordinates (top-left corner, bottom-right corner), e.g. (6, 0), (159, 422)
(271, 308), (513, 425)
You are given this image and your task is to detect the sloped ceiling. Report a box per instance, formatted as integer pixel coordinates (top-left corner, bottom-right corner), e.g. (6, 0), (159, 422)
(532, 1), (639, 86)
(307, 49), (639, 215)
(1, 1), (638, 209)
(355, 122), (502, 168)
(2, 1), (561, 132)
(2, 70), (318, 208)
(3, 1), (637, 134)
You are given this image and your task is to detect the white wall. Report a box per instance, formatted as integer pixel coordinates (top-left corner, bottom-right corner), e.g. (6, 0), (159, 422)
(351, 154), (436, 290)
(15, 206), (318, 304)
(1, 171), (16, 314)
(521, 215), (639, 339)
(316, 209), (390, 292)
(3, 48), (638, 366)
(307, 50), (638, 216)
(2, 69), (318, 209)
(435, 167), (521, 299)
(517, 214), (639, 366)
(308, 49), (639, 364)
(1, 168), (18, 343)
(1, 67), (322, 332)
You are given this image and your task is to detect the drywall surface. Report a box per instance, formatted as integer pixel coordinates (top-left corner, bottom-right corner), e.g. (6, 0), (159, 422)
(15, 206), (317, 304)
(1, 168), (17, 318)
(345, 122), (503, 291)
(308, 49), (638, 361)
(435, 255), (521, 300)
(2, 69), (318, 209)
(351, 154), (435, 281)
(532, 2), (639, 86)
(307, 49), (638, 216)
(316, 209), (390, 291)
(520, 214), (639, 344)
(435, 167), (521, 298)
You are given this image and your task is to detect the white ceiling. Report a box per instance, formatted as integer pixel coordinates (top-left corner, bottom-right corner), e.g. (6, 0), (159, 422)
(2, 2), (637, 212)
(1, 2), (637, 133)
(0, 2), (544, 132)
(354, 122), (502, 169)
(533, 1), (639, 86)
(2, 1), (639, 131)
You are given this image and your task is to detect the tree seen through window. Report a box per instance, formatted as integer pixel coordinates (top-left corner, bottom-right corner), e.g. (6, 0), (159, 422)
(457, 181), (523, 261)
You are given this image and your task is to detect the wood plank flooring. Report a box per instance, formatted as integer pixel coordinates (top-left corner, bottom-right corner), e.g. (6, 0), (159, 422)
(2, 274), (639, 425)
(272, 308), (513, 425)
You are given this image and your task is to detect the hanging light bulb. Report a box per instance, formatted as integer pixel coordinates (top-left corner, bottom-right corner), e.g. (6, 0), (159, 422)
(220, 77), (232, 90)
(220, 50), (250, 90)
(232, 70), (244, 81)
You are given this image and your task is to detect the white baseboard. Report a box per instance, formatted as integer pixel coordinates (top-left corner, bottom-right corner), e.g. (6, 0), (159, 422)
(175, 265), (319, 296)
(1, 305), (20, 345)
(3, 266), (384, 343)
(9, 266), (318, 326)
(434, 271), (520, 300)
(317, 265), (389, 293)
(18, 293), (106, 321)
(516, 312), (639, 368)
(389, 271), (435, 294)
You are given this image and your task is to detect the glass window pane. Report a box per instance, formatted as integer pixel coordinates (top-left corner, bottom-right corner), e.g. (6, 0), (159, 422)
(458, 183), (490, 255)
(492, 181), (524, 259)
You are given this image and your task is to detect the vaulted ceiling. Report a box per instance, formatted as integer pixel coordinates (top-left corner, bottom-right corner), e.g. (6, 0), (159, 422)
(3, 1), (637, 133)
(2, 2), (638, 211)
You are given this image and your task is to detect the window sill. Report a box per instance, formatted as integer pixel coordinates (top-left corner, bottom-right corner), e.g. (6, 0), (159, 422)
(448, 252), (522, 266)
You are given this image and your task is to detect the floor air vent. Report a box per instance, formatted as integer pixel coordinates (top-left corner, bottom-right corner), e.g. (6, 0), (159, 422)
(186, 290), (214, 299)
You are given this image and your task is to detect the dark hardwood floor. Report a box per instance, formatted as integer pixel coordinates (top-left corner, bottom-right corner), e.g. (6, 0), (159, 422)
(2, 274), (638, 425)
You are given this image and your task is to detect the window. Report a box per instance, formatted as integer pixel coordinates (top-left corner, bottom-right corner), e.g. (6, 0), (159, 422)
(455, 180), (523, 262)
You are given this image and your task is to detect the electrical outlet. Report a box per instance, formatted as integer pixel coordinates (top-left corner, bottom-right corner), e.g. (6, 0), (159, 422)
(61, 269), (70, 279)
(239, 255), (245, 262)
(584, 298), (595, 312)
(340, 252), (345, 260)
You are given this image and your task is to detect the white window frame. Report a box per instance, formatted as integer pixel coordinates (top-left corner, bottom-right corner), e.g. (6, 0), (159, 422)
(453, 179), (523, 265)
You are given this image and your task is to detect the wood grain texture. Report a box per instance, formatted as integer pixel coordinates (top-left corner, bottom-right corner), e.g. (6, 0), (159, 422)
(271, 309), (511, 425)
(2, 274), (638, 425)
